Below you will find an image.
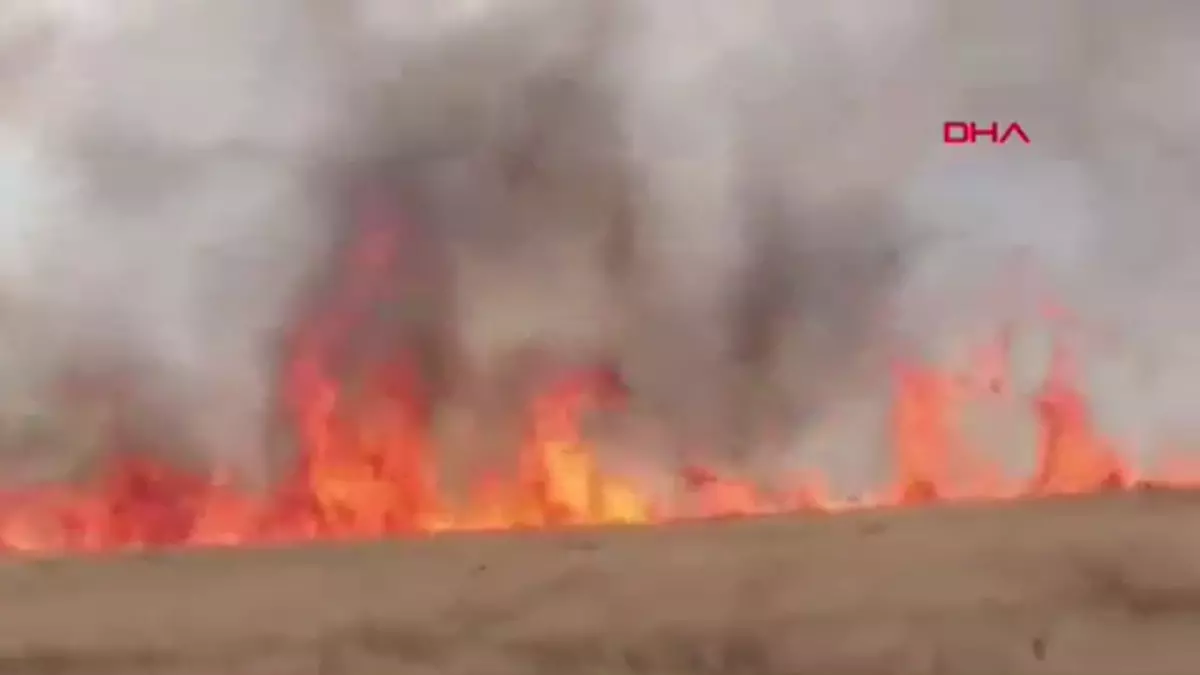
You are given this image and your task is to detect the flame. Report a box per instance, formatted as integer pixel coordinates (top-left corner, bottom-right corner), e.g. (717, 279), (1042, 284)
(1, 207), (1197, 556)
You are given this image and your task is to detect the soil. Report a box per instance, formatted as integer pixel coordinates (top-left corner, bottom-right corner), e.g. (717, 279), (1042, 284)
(1, 491), (1199, 674)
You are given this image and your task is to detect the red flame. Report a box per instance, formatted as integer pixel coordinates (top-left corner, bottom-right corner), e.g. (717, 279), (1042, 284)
(0, 205), (1196, 556)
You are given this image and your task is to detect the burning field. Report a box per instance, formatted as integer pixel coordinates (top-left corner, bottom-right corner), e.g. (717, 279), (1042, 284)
(5, 204), (1200, 674)
(2, 0), (1199, 556)
(1, 213), (1197, 557)
(5, 179), (1200, 675)
(5, 1), (1200, 673)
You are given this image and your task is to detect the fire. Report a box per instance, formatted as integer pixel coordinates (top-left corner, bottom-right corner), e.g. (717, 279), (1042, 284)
(0, 208), (1196, 556)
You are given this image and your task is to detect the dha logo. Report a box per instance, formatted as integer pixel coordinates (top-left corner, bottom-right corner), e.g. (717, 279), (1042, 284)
(943, 121), (1031, 145)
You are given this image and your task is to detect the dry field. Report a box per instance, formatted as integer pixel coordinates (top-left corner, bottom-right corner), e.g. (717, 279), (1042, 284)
(0, 492), (1198, 674)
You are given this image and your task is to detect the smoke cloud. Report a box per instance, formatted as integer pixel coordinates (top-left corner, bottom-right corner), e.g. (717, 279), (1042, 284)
(0, 0), (1197, 497)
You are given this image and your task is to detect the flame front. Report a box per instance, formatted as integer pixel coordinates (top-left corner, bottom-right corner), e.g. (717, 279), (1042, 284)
(0, 215), (1195, 556)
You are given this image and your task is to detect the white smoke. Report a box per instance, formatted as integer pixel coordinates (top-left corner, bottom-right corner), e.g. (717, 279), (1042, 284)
(0, 0), (355, 483)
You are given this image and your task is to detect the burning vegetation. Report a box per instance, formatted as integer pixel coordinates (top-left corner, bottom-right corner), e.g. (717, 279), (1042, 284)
(3, 0), (1200, 562)
(0, 203), (1194, 558)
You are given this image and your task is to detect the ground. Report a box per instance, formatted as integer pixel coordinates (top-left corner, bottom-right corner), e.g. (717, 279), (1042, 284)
(0, 492), (1198, 674)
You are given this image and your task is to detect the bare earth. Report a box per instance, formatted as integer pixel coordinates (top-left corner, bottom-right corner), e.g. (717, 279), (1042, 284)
(1, 493), (1199, 674)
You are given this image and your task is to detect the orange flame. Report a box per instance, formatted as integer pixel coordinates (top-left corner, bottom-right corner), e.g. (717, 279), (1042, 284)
(0, 208), (1196, 556)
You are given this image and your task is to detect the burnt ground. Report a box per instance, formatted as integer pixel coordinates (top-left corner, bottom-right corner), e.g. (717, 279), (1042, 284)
(0, 493), (1199, 674)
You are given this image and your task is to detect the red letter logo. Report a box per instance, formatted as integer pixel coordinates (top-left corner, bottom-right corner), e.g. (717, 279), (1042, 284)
(943, 121), (1030, 145)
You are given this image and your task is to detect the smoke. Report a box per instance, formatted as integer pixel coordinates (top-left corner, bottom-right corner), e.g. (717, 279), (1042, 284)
(499, 0), (1200, 494)
(886, 0), (1200, 486)
(0, 0), (357, 484)
(0, 0), (1198, 497)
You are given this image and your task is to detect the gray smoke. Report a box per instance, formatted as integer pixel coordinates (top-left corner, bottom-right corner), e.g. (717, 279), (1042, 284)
(0, 0), (1198, 498)
(0, 0), (356, 484)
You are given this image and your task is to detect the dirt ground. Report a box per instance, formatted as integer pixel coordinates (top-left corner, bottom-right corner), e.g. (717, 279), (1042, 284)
(0, 493), (1198, 674)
